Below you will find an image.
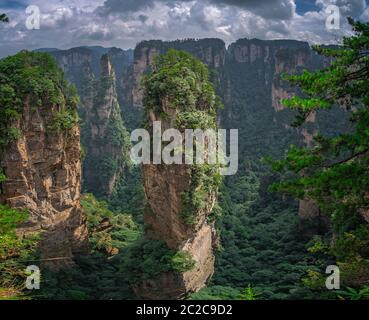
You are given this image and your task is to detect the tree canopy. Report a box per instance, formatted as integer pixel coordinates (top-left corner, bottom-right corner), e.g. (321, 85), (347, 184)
(0, 13), (9, 23)
(268, 19), (369, 290)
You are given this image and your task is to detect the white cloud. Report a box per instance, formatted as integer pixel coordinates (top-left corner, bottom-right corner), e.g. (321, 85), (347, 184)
(0, 0), (368, 57)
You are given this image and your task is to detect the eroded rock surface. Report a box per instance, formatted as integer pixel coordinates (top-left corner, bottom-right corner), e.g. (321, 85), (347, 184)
(0, 99), (88, 267)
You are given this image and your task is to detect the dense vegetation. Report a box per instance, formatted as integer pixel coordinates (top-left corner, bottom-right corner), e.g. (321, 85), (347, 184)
(38, 194), (196, 299)
(80, 55), (131, 198)
(38, 194), (140, 300)
(0, 205), (38, 300)
(143, 49), (222, 226)
(267, 19), (369, 295)
(0, 51), (80, 150)
(2, 20), (369, 300)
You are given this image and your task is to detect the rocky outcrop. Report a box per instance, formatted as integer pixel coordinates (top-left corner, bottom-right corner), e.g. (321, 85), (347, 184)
(135, 51), (219, 299)
(0, 96), (88, 267)
(46, 47), (133, 196)
(139, 160), (216, 299)
(127, 39), (226, 108)
(81, 54), (130, 197)
(125, 38), (336, 243)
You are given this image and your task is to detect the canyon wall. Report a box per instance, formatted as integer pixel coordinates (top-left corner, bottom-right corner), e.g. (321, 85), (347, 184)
(126, 38), (331, 236)
(80, 54), (130, 197)
(0, 52), (88, 266)
(47, 47), (132, 197)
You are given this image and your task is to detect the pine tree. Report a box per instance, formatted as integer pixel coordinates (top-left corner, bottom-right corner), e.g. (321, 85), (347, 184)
(267, 19), (369, 289)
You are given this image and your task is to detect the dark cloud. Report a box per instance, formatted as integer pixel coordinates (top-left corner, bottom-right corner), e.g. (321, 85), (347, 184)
(97, 0), (155, 16)
(97, 0), (294, 20)
(209, 0), (295, 19)
(138, 14), (149, 23)
(0, 0), (29, 10)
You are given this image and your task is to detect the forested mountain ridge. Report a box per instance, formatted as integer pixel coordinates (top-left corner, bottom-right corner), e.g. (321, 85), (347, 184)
(1, 24), (366, 300)
(31, 38), (346, 299)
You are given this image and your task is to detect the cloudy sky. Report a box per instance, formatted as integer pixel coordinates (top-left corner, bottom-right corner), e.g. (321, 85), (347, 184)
(0, 0), (368, 57)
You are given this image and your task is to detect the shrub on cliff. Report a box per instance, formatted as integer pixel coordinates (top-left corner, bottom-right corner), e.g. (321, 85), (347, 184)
(0, 51), (80, 149)
(142, 49), (222, 225)
(119, 236), (196, 284)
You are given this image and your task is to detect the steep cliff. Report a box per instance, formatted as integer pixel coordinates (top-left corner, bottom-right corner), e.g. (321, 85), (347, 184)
(0, 51), (88, 266)
(80, 54), (130, 197)
(119, 38), (350, 297)
(124, 39), (226, 108)
(133, 50), (221, 299)
(44, 47), (132, 197)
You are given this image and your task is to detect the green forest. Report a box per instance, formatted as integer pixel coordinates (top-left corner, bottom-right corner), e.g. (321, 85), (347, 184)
(0, 13), (369, 300)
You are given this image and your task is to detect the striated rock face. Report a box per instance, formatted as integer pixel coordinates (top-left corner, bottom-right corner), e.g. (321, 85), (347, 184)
(143, 164), (217, 249)
(134, 222), (215, 299)
(0, 99), (88, 266)
(135, 51), (219, 299)
(47, 47), (133, 196)
(139, 164), (216, 300)
(81, 54), (130, 197)
(138, 116), (217, 299)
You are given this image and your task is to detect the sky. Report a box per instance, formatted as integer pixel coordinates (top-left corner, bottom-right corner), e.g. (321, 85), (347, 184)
(0, 0), (369, 57)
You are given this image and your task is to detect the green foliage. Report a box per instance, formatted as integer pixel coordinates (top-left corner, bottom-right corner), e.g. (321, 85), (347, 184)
(109, 166), (145, 223)
(0, 168), (6, 183)
(120, 237), (196, 284)
(38, 194), (141, 300)
(181, 164), (222, 225)
(81, 194), (140, 254)
(337, 286), (369, 300)
(49, 108), (80, 132)
(268, 19), (369, 293)
(0, 51), (79, 149)
(0, 205), (38, 298)
(175, 110), (217, 130)
(214, 180), (329, 299)
(171, 250), (196, 272)
(143, 49), (222, 118)
(239, 285), (261, 300)
(190, 286), (241, 300)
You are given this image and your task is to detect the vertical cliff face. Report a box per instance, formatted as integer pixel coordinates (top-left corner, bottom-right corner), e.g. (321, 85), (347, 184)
(126, 39), (226, 108)
(0, 51), (88, 266)
(81, 54), (130, 197)
(46, 47), (132, 197)
(51, 48), (94, 91)
(225, 39), (334, 236)
(134, 50), (220, 299)
(125, 38), (338, 242)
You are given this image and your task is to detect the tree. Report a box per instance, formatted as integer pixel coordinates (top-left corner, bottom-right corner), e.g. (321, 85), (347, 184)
(0, 205), (38, 298)
(0, 13), (9, 23)
(267, 19), (369, 289)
